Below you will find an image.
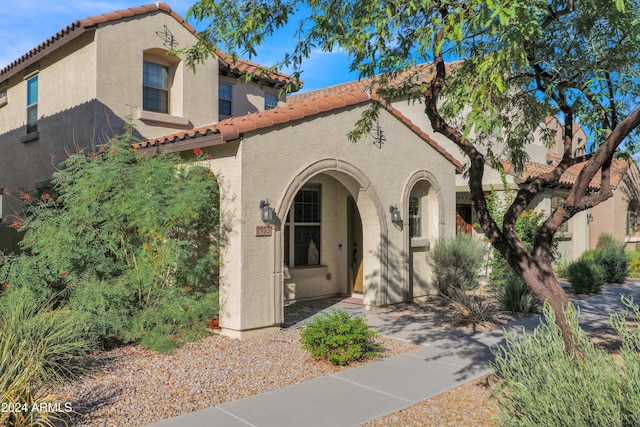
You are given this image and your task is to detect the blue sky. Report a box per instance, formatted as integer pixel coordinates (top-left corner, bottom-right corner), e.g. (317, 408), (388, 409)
(0, 0), (359, 92)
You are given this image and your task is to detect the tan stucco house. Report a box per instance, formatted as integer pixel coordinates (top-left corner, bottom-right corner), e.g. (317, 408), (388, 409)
(3, 3), (639, 339)
(135, 90), (463, 338)
(0, 2), (291, 251)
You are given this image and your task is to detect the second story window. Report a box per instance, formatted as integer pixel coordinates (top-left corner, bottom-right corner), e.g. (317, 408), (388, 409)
(143, 61), (169, 113)
(219, 83), (232, 116)
(265, 93), (278, 110)
(26, 75), (38, 134)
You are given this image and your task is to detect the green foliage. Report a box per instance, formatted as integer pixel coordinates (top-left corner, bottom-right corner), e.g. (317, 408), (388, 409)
(566, 257), (607, 294)
(426, 234), (485, 297)
(593, 245), (629, 283)
(446, 289), (496, 328)
(494, 273), (539, 314)
(492, 302), (640, 427)
(553, 258), (570, 279)
(627, 249), (640, 277)
(485, 184), (557, 289)
(596, 233), (624, 249)
(0, 288), (93, 427)
(1, 125), (223, 352)
(299, 309), (382, 366)
(588, 234), (629, 283)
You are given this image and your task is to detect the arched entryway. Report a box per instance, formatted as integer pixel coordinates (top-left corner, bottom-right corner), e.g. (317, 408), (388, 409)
(271, 159), (387, 325)
(401, 170), (445, 300)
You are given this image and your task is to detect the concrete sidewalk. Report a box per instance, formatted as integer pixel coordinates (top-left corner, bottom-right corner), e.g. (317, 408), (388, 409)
(146, 282), (640, 427)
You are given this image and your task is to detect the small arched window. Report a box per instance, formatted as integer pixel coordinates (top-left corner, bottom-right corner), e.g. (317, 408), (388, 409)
(627, 201), (639, 236)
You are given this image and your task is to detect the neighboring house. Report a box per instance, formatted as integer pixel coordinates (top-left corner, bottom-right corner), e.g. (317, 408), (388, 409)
(589, 158), (640, 249)
(0, 2), (291, 251)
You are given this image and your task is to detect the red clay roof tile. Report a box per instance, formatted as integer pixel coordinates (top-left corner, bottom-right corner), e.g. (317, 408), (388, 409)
(502, 157), (630, 191)
(1, 2), (292, 87)
(134, 89), (463, 172)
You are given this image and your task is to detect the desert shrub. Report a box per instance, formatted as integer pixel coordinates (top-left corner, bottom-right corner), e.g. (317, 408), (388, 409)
(1, 124), (223, 352)
(627, 250), (640, 277)
(0, 288), (94, 427)
(588, 234), (628, 283)
(300, 309), (382, 366)
(596, 232), (623, 249)
(595, 245), (628, 283)
(494, 273), (539, 313)
(427, 234), (485, 297)
(553, 258), (570, 279)
(566, 257), (606, 294)
(446, 289), (496, 328)
(492, 302), (640, 427)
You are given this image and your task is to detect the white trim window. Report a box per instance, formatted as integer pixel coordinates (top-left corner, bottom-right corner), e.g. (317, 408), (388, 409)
(551, 196), (569, 233)
(219, 82), (232, 116)
(26, 75), (38, 133)
(264, 93), (278, 110)
(143, 61), (169, 113)
(409, 196), (421, 238)
(284, 184), (321, 267)
(627, 202), (639, 236)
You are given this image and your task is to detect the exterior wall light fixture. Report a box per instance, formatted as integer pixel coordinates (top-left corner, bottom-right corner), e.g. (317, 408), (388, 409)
(260, 199), (275, 223)
(390, 205), (402, 225)
(586, 212), (594, 223)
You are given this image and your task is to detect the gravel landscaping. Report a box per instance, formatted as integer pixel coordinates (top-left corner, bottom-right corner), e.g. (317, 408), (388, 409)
(51, 286), (629, 427)
(54, 329), (419, 427)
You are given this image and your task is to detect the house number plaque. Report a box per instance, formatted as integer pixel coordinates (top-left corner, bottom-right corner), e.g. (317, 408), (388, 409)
(255, 225), (272, 236)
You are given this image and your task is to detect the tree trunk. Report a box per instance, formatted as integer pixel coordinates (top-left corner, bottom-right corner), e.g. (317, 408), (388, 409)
(511, 254), (574, 354)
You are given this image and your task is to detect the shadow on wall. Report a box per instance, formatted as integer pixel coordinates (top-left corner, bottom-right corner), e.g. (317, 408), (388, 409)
(0, 100), (154, 253)
(365, 233), (411, 306)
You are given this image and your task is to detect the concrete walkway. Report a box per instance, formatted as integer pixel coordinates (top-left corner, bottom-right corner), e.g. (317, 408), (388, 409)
(146, 282), (640, 427)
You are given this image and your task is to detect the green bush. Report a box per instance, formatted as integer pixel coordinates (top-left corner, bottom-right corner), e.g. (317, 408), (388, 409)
(593, 245), (629, 283)
(553, 258), (570, 279)
(447, 289), (496, 328)
(1, 123), (223, 352)
(299, 309), (382, 366)
(492, 302), (640, 427)
(427, 234), (485, 297)
(566, 257), (606, 294)
(494, 273), (539, 313)
(0, 288), (94, 427)
(596, 232), (623, 249)
(627, 250), (640, 277)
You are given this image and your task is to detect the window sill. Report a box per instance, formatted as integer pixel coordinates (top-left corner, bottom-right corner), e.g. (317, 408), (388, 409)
(556, 232), (572, 241)
(21, 131), (39, 143)
(284, 265), (329, 280)
(625, 237), (640, 243)
(0, 96), (7, 108)
(137, 110), (189, 127)
(410, 237), (431, 249)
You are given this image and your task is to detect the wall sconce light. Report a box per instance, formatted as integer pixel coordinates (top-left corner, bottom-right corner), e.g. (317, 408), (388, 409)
(260, 199), (274, 223)
(390, 205), (402, 225)
(586, 212), (594, 223)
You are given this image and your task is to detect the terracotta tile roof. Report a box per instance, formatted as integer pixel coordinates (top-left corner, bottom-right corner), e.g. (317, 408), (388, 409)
(0, 3), (291, 87)
(133, 89), (463, 171)
(288, 62), (460, 104)
(502, 157), (631, 191)
(216, 51), (299, 88)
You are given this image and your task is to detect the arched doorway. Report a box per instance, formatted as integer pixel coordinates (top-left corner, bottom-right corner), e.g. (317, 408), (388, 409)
(272, 159), (387, 325)
(401, 170), (444, 300)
